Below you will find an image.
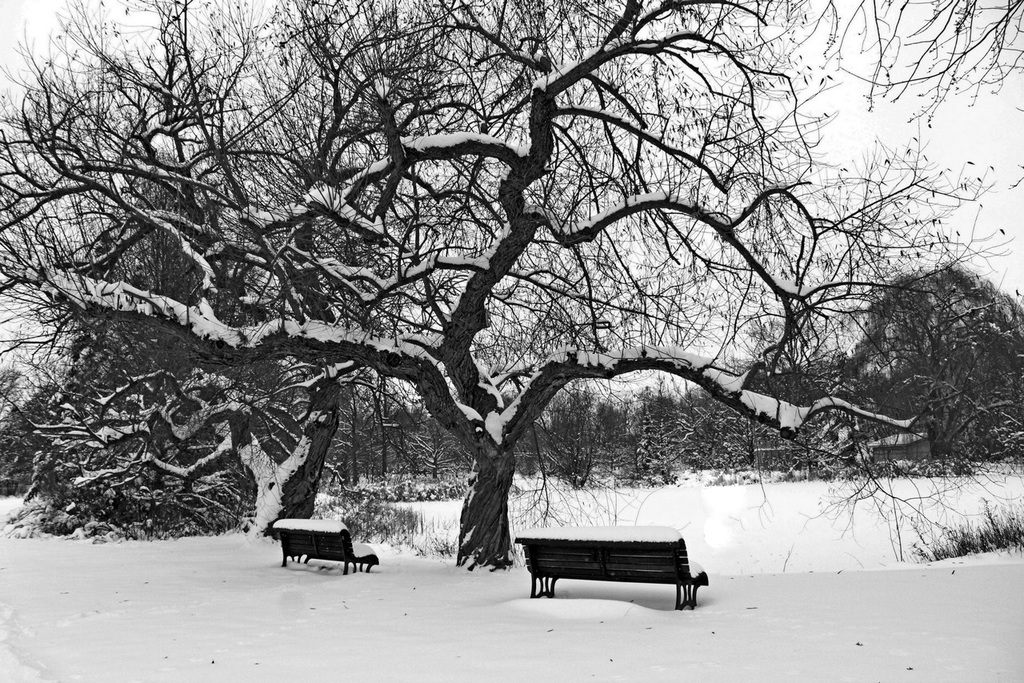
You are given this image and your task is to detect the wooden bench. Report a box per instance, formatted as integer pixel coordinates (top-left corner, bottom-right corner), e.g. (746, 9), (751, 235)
(272, 519), (379, 575)
(515, 526), (708, 610)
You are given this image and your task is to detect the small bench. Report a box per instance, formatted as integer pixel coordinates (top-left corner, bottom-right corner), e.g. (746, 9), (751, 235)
(515, 526), (708, 610)
(272, 519), (379, 575)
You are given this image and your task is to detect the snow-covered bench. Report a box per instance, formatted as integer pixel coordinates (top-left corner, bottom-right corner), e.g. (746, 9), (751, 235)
(515, 526), (708, 610)
(272, 519), (379, 575)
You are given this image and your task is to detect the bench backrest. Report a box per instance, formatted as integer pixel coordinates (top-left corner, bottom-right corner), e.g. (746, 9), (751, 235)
(279, 527), (354, 562)
(522, 540), (692, 583)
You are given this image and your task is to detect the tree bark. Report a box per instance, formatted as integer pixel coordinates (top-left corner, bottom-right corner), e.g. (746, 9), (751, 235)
(457, 442), (516, 569)
(276, 380), (343, 521)
(924, 390), (953, 460)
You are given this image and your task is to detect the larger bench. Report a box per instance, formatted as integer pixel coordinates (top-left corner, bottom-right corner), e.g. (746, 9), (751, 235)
(273, 519), (379, 575)
(515, 526), (708, 610)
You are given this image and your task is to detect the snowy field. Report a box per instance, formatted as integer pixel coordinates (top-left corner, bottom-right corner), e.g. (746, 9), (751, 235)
(2, 477), (1023, 682)
(410, 474), (1024, 572)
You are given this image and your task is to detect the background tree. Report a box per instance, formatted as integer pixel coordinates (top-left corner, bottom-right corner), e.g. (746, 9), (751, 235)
(675, 390), (758, 471)
(849, 267), (1024, 460)
(5, 317), (354, 536)
(391, 399), (470, 480)
(536, 385), (603, 488)
(0, 366), (43, 496)
(632, 383), (685, 485)
(0, 0), (979, 567)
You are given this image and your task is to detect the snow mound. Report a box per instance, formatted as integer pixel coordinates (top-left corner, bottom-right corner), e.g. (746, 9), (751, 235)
(504, 598), (659, 620)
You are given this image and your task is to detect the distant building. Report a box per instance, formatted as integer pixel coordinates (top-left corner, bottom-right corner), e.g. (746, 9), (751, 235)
(867, 433), (931, 461)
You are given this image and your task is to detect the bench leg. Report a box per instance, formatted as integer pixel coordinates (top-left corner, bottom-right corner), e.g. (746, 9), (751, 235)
(531, 575), (558, 599)
(676, 583), (699, 610)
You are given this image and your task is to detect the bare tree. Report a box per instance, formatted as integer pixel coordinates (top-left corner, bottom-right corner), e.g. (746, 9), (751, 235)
(849, 266), (1024, 459)
(829, 0), (1024, 111)
(537, 385), (602, 488)
(0, 0), (979, 567)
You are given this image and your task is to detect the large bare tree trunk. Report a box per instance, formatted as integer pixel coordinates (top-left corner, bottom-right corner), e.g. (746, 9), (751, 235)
(277, 380), (343, 520)
(457, 443), (516, 569)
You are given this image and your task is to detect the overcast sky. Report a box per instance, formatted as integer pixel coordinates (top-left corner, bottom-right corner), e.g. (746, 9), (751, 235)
(2, 0), (1022, 297)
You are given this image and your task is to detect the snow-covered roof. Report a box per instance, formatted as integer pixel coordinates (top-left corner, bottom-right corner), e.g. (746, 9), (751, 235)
(272, 519), (348, 533)
(516, 525), (683, 544)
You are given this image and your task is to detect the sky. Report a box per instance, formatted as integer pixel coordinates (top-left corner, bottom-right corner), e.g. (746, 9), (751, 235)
(1, 0), (1022, 297)
(810, 54), (1024, 298)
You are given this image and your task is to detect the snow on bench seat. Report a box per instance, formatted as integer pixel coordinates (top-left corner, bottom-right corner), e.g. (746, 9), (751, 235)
(516, 525), (682, 544)
(272, 518), (348, 534)
(351, 542), (377, 559)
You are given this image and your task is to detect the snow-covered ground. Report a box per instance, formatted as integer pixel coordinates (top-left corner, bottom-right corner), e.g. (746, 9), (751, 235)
(1, 477), (1022, 682)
